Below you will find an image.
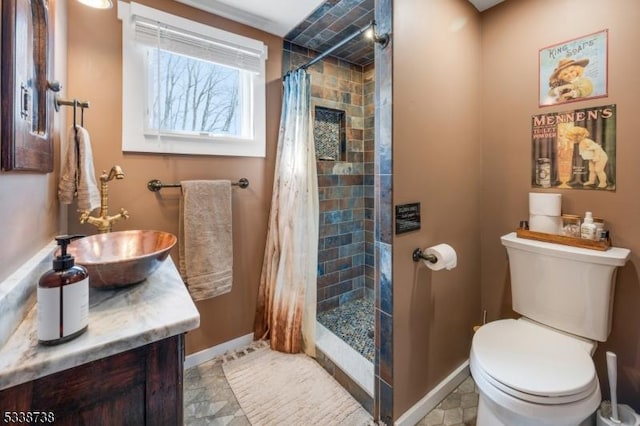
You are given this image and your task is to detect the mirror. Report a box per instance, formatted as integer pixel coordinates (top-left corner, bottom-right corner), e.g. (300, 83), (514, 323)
(1, 0), (54, 172)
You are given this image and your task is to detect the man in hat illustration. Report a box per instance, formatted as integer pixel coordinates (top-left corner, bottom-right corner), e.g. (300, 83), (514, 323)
(548, 58), (593, 103)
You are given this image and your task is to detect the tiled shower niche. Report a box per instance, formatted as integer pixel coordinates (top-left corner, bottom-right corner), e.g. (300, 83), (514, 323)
(314, 106), (346, 161)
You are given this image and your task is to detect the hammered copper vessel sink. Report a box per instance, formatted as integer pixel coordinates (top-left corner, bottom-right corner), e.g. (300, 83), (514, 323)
(67, 230), (177, 289)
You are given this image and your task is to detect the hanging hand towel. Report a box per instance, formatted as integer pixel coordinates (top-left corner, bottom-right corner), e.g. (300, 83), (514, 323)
(58, 126), (101, 212)
(179, 180), (233, 301)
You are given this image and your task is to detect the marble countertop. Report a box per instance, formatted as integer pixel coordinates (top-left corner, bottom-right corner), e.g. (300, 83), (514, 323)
(0, 257), (200, 391)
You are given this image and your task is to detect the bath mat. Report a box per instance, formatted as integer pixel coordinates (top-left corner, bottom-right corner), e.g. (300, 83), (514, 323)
(222, 346), (372, 425)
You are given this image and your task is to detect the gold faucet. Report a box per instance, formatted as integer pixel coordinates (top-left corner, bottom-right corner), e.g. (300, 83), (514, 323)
(79, 165), (129, 233)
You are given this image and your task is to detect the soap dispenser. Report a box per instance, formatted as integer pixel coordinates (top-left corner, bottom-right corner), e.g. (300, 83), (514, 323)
(38, 235), (89, 345)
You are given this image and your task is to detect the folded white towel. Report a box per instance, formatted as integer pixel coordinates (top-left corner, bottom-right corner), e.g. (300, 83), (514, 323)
(58, 126), (100, 212)
(179, 180), (233, 301)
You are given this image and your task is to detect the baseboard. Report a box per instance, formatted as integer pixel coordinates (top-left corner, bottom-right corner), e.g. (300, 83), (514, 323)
(394, 360), (470, 426)
(184, 333), (254, 369)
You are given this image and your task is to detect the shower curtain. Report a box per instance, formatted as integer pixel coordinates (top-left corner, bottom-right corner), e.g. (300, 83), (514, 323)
(254, 69), (319, 356)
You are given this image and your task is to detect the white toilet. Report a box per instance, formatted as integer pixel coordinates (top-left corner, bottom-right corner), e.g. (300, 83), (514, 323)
(470, 232), (630, 426)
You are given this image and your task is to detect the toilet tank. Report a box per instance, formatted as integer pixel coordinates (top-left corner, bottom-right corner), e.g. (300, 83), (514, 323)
(501, 232), (630, 342)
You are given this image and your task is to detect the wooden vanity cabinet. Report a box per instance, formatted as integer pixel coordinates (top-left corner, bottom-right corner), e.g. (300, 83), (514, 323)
(0, 335), (185, 425)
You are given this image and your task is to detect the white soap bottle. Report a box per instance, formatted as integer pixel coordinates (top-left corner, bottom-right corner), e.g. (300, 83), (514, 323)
(580, 212), (597, 240)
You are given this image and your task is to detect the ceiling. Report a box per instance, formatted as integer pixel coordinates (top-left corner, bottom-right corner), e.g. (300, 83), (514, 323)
(177, 0), (505, 66)
(176, 0), (326, 36)
(469, 0), (504, 12)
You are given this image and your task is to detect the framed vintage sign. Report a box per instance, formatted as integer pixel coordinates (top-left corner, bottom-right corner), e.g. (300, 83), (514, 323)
(539, 30), (608, 107)
(531, 105), (616, 191)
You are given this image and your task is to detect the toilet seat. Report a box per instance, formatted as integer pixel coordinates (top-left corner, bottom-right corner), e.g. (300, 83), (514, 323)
(471, 318), (598, 405)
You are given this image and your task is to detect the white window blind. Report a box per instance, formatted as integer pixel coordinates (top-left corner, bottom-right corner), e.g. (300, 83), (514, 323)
(118, 1), (267, 157)
(133, 18), (264, 74)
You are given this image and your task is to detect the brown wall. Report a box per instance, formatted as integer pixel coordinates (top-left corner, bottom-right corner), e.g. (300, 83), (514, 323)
(393, 0), (482, 416)
(0, 0), (67, 285)
(481, 0), (640, 409)
(66, 0), (282, 354)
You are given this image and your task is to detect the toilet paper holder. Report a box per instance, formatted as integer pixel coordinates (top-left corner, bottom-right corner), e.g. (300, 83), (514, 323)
(412, 248), (437, 264)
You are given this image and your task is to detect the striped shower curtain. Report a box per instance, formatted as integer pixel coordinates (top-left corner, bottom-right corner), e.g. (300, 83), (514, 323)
(254, 69), (319, 356)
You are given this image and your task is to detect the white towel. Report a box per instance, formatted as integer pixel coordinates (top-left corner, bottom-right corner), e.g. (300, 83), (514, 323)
(179, 180), (233, 301)
(58, 126), (100, 212)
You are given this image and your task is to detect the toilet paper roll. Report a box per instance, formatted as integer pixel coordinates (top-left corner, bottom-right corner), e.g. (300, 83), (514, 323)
(529, 214), (562, 234)
(529, 193), (562, 216)
(424, 243), (457, 271)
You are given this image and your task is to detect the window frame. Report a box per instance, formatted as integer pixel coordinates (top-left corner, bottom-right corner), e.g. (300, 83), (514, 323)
(117, 1), (267, 157)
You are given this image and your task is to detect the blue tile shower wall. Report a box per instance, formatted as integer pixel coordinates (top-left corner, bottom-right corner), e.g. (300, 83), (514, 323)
(283, 43), (375, 313)
(363, 63), (375, 300)
(374, 0), (393, 423)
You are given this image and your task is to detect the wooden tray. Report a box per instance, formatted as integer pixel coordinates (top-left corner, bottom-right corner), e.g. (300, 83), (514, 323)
(516, 229), (610, 251)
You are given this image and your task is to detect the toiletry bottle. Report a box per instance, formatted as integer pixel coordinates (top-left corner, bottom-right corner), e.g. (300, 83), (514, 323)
(580, 212), (597, 240)
(593, 217), (605, 238)
(38, 235), (89, 345)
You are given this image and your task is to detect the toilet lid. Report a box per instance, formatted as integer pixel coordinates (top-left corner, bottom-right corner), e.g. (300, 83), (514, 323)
(472, 319), (597, 401)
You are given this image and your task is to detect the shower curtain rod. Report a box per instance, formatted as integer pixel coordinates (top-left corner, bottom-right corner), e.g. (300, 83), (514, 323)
(286, 21), (389, 77)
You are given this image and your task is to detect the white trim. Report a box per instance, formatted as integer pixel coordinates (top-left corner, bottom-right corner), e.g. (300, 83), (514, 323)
(184, 332), (254, 369)
(175, 0), (274, 36)
(316, 321), (374, 396)
(117, 1), (267, 158)
(394, 360), (471, 426)
(174, 0), (326, 38)
(122, 1), (267, 56)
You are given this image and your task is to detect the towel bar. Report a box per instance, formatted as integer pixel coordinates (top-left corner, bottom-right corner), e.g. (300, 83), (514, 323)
(147, 178), (249, 192)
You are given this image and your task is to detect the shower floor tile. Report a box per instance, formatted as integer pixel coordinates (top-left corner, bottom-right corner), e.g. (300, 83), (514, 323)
(317, 297), (374, 362)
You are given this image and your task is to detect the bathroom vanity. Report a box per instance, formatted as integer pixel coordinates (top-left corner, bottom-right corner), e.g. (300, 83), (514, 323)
(0, 256), (200, 424)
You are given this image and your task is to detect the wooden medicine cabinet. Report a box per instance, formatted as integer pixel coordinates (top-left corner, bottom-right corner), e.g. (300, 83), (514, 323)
(1, 0), (54, 172)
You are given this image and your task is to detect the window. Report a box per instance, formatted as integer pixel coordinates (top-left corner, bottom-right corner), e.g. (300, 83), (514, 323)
(117, 1), (267, 157)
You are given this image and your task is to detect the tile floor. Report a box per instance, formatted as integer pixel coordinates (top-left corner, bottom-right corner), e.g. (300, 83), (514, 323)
(184, 342), (269, 425)
(183, 341), (478, 426)
(415, 377), (478, 426)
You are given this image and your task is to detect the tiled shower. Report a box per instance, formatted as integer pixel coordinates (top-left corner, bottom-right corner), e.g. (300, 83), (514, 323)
(283, 44), (375, 315)
(283, 0), (394, 421)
